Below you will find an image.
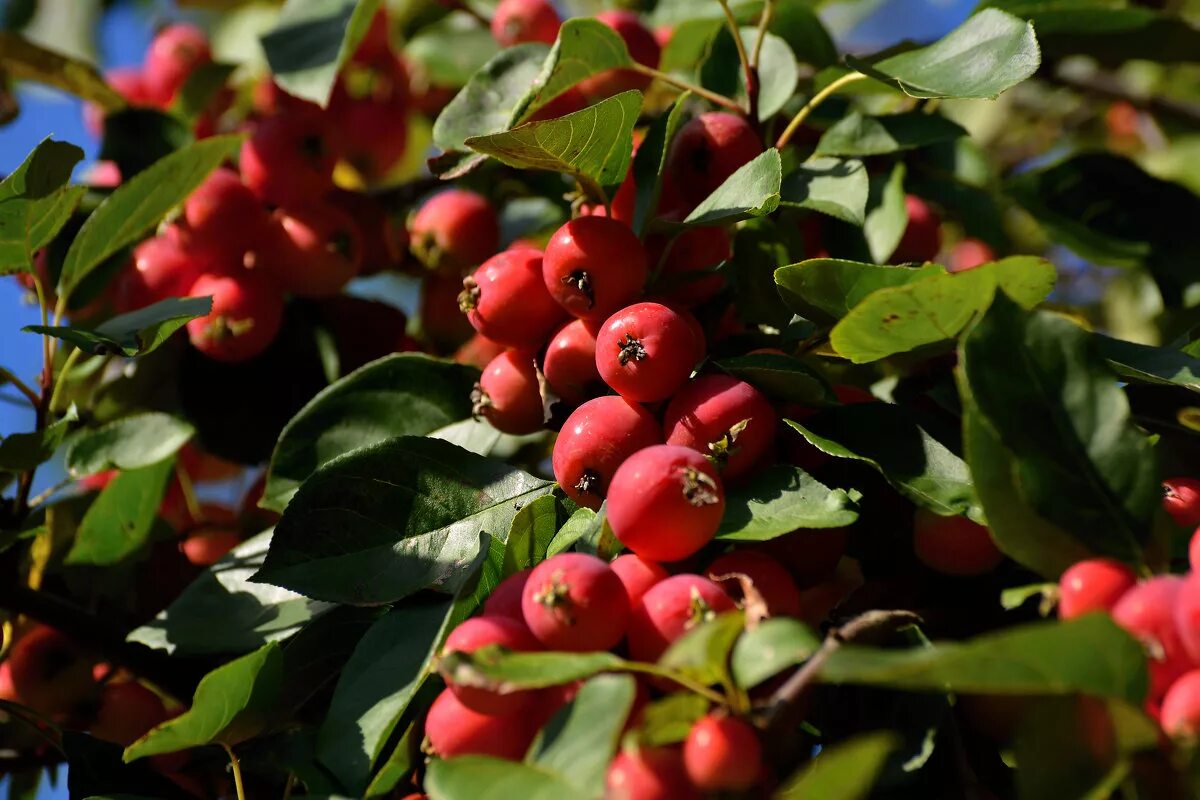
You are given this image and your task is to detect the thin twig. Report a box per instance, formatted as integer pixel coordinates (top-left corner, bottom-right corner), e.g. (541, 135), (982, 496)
(630, 63), (744, 113)
(27, 476), (75, 510)
(0, 366), (37, 407)
(47, 347), (82, 414)
(223, 743), (247, 800)
(751, 0), (774, 70)
(775, 71), (868, 149)
(717, 0), (754, 116)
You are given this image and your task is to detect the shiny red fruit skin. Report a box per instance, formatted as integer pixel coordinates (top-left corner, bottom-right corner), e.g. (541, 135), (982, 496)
(649, 224), (730, 307)
(607, 445), (726, 562)
(327, 189), (406, 275)
(1190, 528), (1200, 572)
(611, 554), (670, 609)
(683, 715), (763, 791)
(663, 374), (776, 481)
(595, 303), (700, 403)
(628, 574), (734, 661)
(521, 553), (630, 652)
(425, 687), (539, 760)
(90, 681), (169, 746)
(410, 189), (500, 271)
(946, 237), (995, 273)
(912, 508), (1003, 576)
(666, 112), (762, 203)
(491, 0), (561, 46)
(328, 57), (410, 181)
(1057, 558), (1137, 620)
(257, 202), (363, 297)
(143, 23), (211, 105)
(1174, 572), (1200, 665)
(1113, 576), (1192, 699)
(462, 248), (564, 349)
(1161, 669), (1200, 737)
(240, 111), (339, 206)
(606, 746), (701, 800)
(543, 217), (648, 323)
(455, 333), (507, 371)
(893, 195), (943, 263)
(442, 616), (542, 714)
(186, 272), (284, 363)
(8, 626), (96, 716)
(183, 168), (269, 262)
(116, 226), (212, 311)
(543, 318), (603, 406)
(475, 350), (544, 435)
(1164, 478), (1200, 527)
(575, 10), (660, 101)
(706, 550), (802, 618)
(483, 568), (533, 625)
(180, 528), (241, 566)
(552, 395), (662, 510)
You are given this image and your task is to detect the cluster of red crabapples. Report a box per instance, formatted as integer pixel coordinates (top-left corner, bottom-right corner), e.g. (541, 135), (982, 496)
(1055, 477), (1200, 738)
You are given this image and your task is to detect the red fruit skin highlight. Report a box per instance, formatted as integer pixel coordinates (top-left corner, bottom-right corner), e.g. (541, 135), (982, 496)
(442, 616), (541, 715)
(1057, 558), (1136, 620)
(410, 189), (500, 271)
(1112, 576), (1192, 699)
(520, 553), (630, 652)
(606, 746), (701, 800)
(483, 568), (533, 625)
(946, 237), (995, 273)
(462, 248), (565, 349)
(628, 574), (735, 661)
(1161, 669), (1200, 737)
(683, 714), (763, 792)
(474, 350), (545, 435)
(552, 395), (662, 510)
(240, 111), (340, 206)
(663, 374), (777, 481)
(186, 272), (284, 363)
(611, 553), (670, 609)
(1164, 477), (1200, 527)
(491, 0), (561, 46)
(425, 687), (538, 760)
(543, 217), (648, 323)
(543, 318), (603, 407)
(183, 168), (268, 262)
(1174, 572), (1200, 665)
(595, 302), (700, 403)
(257, 202), (363, 298)
(143, 24), (212, 105)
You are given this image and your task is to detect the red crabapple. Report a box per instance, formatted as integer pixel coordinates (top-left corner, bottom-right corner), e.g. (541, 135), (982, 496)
(606, 746), (700, 800)
(460, 248), (564, 349)
(425, 687), (539, 759)
(1113, 576), (1192, 699)
(420, 272), (476, 349)
(607, 445), (726, 562)
(90, 681), (169, 746)
(84, 67), (155, 136)
(628, 574), (735, 661)
(115, 226), (211, 311)
(583, 166), (637, 225)
(892, 195), (943, 263)
(318, 296), (417, 372)
(595, 303), (701, 403)
(455, 333), (507, 371)
(1161, 669), (1200, 738)
(1164, 478), (1200, 527)
(666, 113), (762, 202)
(663, 374), (776, 481)
(1057, 558), (1137, 620)
(143, 23), (211, 105)
(7, 626), (96, 716)
(328, 65), (410, 181)
(410, 189), (500, 271)
(491, 0), (561, 46)
(1174, 572), (1200, 663)
(946, 237), (995, 273)
(552, 395), (662, 510)
(183, 168), (270, 262)
(442, 616), (541, 714)
(1191, 528), (1200, 572)
(912, 508), (1003, 576)
(751, 527), (848, 588)
(521, 552), (630, 651)
(611, 553), (670, 609)
(180, 528), (241, 566)
(648, 223), (730, 307)
(706, 550), (802, 618)
(683, 714), (763, 792)
(473, 350), (545, 435)
(186, 271), (284, 362)
(543, 319), (603, 406)
(240, 110), (339, 206)
(575, 10), (660, 102)
(257, 202), (363, 297)
(483, 568), (533, 625)
(543, 217), (648, 323)
(327, 189), (406, 275)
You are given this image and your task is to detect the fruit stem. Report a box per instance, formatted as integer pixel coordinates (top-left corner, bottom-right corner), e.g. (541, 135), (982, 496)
(624, 661), (727, 704)
(775, 71), (868, 150)
(750, 0), (774, 71)
(174, 460), (205, 529)
(630, 63), (744, 114)
(223, 743), (247, 800)
(47, 347), (82, 414)
(717, 0), (755, 117)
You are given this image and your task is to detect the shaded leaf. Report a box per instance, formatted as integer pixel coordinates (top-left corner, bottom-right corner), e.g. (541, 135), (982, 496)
(66, 412), (193, 476)
(633, 693), (710, 746)
(26, 296), (212, 357)
(0, 32), (125, 107)
(406, 14), (498, 88)
(777, 732), (899, 799)
(775, 258), (944, 324)
(779, 157), (869, 226)
(631, 94), (689, 236)
(683, 148), (782, 227)
(815, 111), (967, 157)
(517, 18), (633, 120)
(261, 0), (383, 107)
(717, 464), (859, 541)
(433, 45), (551, 153)
(426, 756), (585, 800)
(437, 649), (625, 692)
(658, 612), (745, 688)
(701, 27), (798, 121)
(716, 353), (834, 405)
(528, 674), (635, 795)
(1096, 334), (1200, 393)
(66, 457), (173, 566)
(503, 495), (559, 576)
(863, 163), (907, 264)
(732, 617), (821, 689)
(0, 405), (77, 472)
(0, 138), (85, 274)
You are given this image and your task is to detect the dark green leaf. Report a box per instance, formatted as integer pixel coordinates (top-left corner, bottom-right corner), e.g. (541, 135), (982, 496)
(546, 507), (598, 557)
(264, 354), (478, 511)
(66, 457), (173, 566)
(254, 437), (555, 604)
(683, 148), (782, 227)
(172, 62), (237, 121)
(658, 611), (745, 687)
(128, 531), (336, 655)
(0, 405), (77, 472)
(717, 464), (859, 541)
(1097, 334), (1200, 393)
(770, 3), (837, 69)
(779, 157), (869, 226)
(631, 94), (689, 236)
(124, 642), (283, 761)
(261, 0), (383, 107)
(65, 733), (190, 800)
(830, 256), (1056, 363)
(733, 217), (793, 328)
(815, 111), (967, 157)
(777, 732), (899, 799)
(516, 18), (633, 121)
(633, 693), (710, 746)
(466, 91), (641, 203)
(433, 44), (551, 153)
(0, 32), (125, 108)
(820, 614), (1148, 702)
(99, 108), (194, 179)
(503, 495), (559, 576)
(0, 138), (85, 274)
(701, 27), (797, 121)
(406, 14), (498, 88)
(863, 162), (907, 263)
(437, 649), (625, 692)
(65, 412), (193, 476)
(847, 9), (1039, 99)
(716, 353), (834, 405)
(25, 296), (212, 357)
(425, 756), (585, 800)
(528, 674), (635, 795)
(1012, 696), (1127, 800)
(775, 258), (944, 324)
(960, 295), (1157, 564)
(59, 135), (243, 295)
(732, 617), (821, 689)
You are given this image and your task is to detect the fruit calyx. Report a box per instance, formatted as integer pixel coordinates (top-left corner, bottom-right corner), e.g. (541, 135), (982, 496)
(470, 382), (492, 418)
(682, 466), (720, 507)
(532, 570), (576, 625)
(458, 276), (481, 313)
(561, 269), (595, 308)
(617, 334), (647, 365)
(706, 418), (750, 466)
(575, 467), (602, 496)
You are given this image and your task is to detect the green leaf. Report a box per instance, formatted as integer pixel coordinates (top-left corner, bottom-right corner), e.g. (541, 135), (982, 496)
(631, 95), (689, 236)
(820, 614), (1148, 703)
(528, 674), (635, 796)
(433, 44), (551, 153)
(779, 157), (869, 226)
(406, 14), (498, 88)
(465, 91), (641, 203)
(683, 148), (782, 227)
(863, 162), (908, 264)
(847, 9), (1040, 99)
(960, 294), (1158, 564)
(172, 62), (238, 122)
(701, 27), (798, 121)
(658, 612), (745, 688)
(830, 256), (1057, 363)
(717, 464), (859, 541)
(546, 507), (598, 557)
(0, 32), (126, 108)
(66, 457), (174, 566)
(99, 108), (194, 179)
(254, 437), (556, 604)
(732, 217), (793, 328)
(0, 405), (77, 472)
(25, 296), (213, 357)
(732, 617), (821, 689)
(426, 756), (586, 800)
(503, 495), (559, 576)
(437, 649), (625, 692)
(786, 404), (980, 519)
(633, 693), (710, 746)
(59, 134), (243, 296)
(0, 138), (85, 274)
(65, 413), (194, 476)
(517, 18), (633, 120)
(716, 353), (834, 405)
(124, 642), (283, 761)
(128, 531), (336, 655)
(776, 732), (899, 800)
(815, 111), (967, 157)
(775, 258), (944, 324)
(771, 3), (838, 69)
(261, 0), (383, 107)
(1096, 334), (1200, 393)
(317, 599), (453, 794)
(1012, 696), (1129, 800)
(264, 354), (479, 511)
